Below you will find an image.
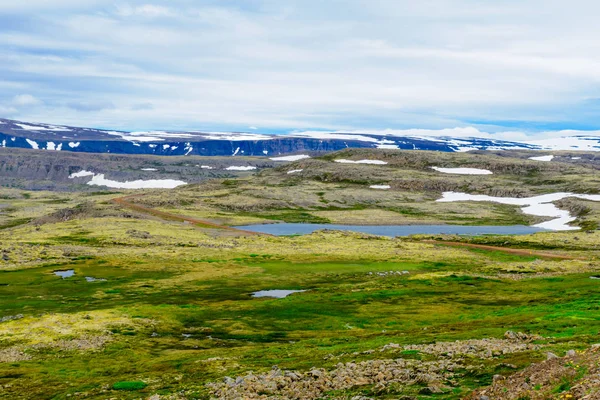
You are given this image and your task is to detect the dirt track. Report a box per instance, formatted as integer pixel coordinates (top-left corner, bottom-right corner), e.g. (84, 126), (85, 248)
(112, 194), (267, 236)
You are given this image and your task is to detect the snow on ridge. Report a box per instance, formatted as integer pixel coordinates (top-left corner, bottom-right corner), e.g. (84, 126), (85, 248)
(68, 170), (186, 189)
(437, 191), (600, 231)
(334, 159), (388, 165)
(69, 170), (95, 178)
(287, 169), (303, 174)
(15, 123), (71, 132)
(141, 168), (157, 171)
(200, 165), (213, 169)
(270, 154), (310, 161)
(529, 155), (554, 162)
(431, 167), (493, 175)
(527, 136), (600, 151)
(25, 139), (39, 149)
(225, 166), (257, 171)
(370, 185), (391, 190)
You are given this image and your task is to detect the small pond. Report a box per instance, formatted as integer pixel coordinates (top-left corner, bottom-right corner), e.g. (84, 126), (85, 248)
(85, 277), (107, 282)
(54, 270), (75, 279)
(252, 290), (306, 298)
(238, 223), (545, 237)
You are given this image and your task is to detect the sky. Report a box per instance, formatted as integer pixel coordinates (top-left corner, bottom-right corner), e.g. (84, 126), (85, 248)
(2, 0), (600, 137)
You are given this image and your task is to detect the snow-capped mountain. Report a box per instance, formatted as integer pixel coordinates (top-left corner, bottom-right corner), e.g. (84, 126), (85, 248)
(1, 118), (599, 156)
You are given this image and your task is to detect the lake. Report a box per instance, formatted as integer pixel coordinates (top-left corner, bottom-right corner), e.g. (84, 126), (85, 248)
(237, 223), (545, 237)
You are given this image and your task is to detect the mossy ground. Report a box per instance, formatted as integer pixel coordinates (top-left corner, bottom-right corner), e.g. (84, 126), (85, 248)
(1, 149), (600, 399)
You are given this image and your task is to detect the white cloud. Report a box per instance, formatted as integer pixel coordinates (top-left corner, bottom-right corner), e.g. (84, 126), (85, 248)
(114, 4), (176, 18)
(12, 94), (42, 107)
(2, 1), (600, 134)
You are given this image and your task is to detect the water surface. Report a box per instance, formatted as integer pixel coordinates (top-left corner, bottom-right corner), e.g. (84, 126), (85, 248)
(252, 290), (306, 298)
(54, 270), (75, 279)
(238, 223), (545, 237)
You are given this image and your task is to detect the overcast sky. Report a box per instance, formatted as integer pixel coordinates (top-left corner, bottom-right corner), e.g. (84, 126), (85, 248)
(2, 1), (600, 136)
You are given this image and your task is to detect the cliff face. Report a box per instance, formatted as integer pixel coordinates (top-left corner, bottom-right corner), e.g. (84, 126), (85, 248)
(0, 118), (547, 156)
(0, 148), (274, 191)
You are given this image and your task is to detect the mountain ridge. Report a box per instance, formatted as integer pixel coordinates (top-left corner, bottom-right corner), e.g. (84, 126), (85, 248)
(1, 117), (599, 156)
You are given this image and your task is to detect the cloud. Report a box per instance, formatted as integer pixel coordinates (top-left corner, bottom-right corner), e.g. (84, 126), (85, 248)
(131, 102), (154, 111)
(66, 100), (115, 112)
(114, 4), (176, 18)
(12, 94), (42, 107)
(1, 1), (600, 135)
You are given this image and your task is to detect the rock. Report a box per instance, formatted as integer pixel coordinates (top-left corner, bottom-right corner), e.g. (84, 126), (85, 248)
(419, 386), (442, 395)
(504, 331), (518, 340)
(479, 396), (490, 400)
(223, 376), (235, 386)
(493, 374), (505, 382)
(566, 350), (576, 357)
(547, 352), (559, 360)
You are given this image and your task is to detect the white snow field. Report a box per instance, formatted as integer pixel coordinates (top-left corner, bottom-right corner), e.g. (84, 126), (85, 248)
(437, 192), (600, 231)
(269, 155), (311, 161)
(68, 170), (186, 189)
(225, 166), (257, 171)
(334, 159), (388, 165)
(431, 167), (493, 175)
(370, 185), (391, 190)
(528, 155), (555, 162)
(68, 170), (95, 178)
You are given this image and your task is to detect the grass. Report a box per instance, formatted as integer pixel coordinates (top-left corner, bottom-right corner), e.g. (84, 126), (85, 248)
(1, 150), (600, 398)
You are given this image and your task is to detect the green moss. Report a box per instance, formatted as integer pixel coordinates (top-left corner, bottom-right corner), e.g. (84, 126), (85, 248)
(112, 381), (147, 391)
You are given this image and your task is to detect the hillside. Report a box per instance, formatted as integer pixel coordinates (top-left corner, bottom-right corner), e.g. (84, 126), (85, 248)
(131, 148), (600, 230)
(3, 117), (600, 157)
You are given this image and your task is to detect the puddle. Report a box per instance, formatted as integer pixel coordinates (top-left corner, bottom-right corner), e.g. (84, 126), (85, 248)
(252, 290), (306, 298)
(54, 270), (75, 279)
(85, 277), (107, 282)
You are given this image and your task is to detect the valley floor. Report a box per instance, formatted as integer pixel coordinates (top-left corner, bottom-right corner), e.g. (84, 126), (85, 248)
(2, 149), (600, 399)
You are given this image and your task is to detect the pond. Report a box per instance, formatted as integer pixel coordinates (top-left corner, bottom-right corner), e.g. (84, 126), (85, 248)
(237, 223), (545, 237)
(252, 290), (306, 298)
(54, 270), (75, 279)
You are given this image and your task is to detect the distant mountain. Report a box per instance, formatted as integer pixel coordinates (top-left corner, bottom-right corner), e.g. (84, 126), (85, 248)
(1, 118), (599, 156)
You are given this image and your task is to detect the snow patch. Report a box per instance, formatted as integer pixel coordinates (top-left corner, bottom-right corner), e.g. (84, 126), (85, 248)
(69, 170), (95, 178)
(69, 170), (186, 189)
(529, 155), (554, 162)
(287, 169), (303, 174)
(437, 192), (600, 231)
(200, 165), (213, 170)
(141, 168), (157, 171)
(25, 139), (39, 149)
(15, 123), (70, 132)
(431, 167), (493, 175)
(68, 142), (80, 148)
(334, 159), (388, 165)
(1, 140), (6, 147)
(370, 185), (391, 190)
(46, 142), (56, 151)
(270, 154), (310, 162)
(225, 166), (257, 171)
(232, 147), (240, 156)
